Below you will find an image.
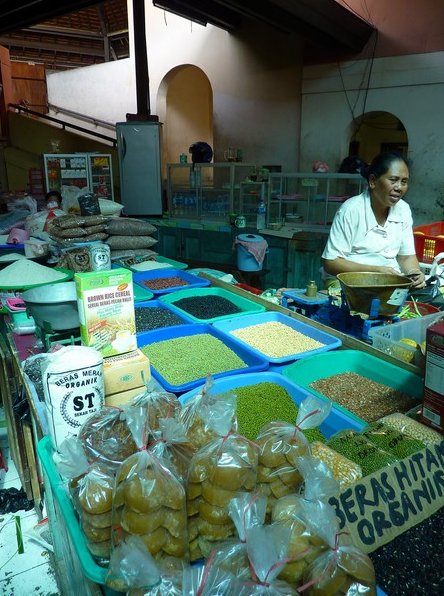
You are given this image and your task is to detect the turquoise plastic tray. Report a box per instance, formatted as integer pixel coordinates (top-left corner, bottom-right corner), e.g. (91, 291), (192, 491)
(155, 255), (188, 269)
(159, 287), (266, 324)
(132, 283), (154, 302)
(137, 323), (268, 393)
(212, 311), (341, 364)
(282, 349), (423, 425)
(180, 371), (365, 437)
(133, 268), (210, 296)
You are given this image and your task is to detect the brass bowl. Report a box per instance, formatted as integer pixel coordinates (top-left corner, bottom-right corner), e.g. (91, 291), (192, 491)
(337, 272), (412, 316)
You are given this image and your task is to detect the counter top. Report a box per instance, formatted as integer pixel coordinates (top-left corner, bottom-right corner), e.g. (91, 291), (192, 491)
(259, 223), (331, 239)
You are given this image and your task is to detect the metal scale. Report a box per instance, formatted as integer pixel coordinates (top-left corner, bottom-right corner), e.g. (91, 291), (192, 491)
(33, 319), (81, 351)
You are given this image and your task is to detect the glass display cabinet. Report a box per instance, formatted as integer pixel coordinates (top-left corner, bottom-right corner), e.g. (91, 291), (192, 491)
(167, 162), (257, 222)
(267, 172), (366, 226)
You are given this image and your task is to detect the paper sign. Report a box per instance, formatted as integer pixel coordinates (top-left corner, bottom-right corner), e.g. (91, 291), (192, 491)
(328, 440), (444, 553)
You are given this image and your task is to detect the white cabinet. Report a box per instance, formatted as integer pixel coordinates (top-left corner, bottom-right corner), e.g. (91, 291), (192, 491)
(267, 172), (366, 226)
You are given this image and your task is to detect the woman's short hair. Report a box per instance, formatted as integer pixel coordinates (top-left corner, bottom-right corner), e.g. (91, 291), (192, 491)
(363, 151), (410, 181)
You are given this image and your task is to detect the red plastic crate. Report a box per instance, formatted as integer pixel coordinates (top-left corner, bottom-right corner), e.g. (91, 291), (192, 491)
(413, 221), (444, 263)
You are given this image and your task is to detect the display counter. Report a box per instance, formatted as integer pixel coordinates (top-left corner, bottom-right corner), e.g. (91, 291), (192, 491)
(2, 276), (442, 596)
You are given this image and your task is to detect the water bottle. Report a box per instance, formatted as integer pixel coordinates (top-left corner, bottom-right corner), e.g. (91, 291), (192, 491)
(256, 200), (266, 229)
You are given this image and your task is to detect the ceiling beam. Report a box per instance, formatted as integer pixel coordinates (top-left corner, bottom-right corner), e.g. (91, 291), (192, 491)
(0, 35), (106, 57)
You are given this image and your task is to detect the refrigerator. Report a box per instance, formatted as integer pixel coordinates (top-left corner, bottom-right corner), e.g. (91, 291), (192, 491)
(43, 153), (115, 201)
(116, 121), (163, 216)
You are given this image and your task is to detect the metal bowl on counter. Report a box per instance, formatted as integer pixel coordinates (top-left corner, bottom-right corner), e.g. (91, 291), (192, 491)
(20, 281), (79, 331)
(337, 272), (412, 316)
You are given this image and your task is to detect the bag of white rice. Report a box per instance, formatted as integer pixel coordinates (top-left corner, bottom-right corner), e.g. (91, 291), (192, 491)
(42, 345), (105, 450)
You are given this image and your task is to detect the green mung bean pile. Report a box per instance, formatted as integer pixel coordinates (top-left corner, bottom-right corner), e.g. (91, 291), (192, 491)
(233, 382), (326, 443)
(327, 430), (398, 476)
(140, 333), (247, 386)
(231, 321), (325, 358)
(361, 421), (425, 458)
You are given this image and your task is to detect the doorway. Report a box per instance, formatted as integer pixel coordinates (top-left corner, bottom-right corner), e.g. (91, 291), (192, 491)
(157, 64), (213, 180)
(348, 111), (408, 163)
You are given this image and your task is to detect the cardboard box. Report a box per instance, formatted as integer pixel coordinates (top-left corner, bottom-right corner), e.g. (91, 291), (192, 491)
(103, 349), (150, 395)
(105, 386), (148, 407)
(75, 268), (136, 357)
(421, 320), (444, 432)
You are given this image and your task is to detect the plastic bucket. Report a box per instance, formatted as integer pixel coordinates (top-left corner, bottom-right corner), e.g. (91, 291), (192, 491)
(236, 233), (265, 272)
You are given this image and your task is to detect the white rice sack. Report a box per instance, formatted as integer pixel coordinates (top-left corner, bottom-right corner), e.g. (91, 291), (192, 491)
(42, 346), (104, 450)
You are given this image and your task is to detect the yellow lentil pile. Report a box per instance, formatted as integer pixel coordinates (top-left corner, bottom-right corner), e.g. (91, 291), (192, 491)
(231, 321), (325, 358)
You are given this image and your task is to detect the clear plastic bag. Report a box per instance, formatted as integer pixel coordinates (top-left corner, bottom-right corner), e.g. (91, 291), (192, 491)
(131, 384), (181, 442)
(78, 404), (144, 470)
(178, 376), (237, 451)
(182, 556), (238, 596)
(113, 420), (189, 564)
(270, 456), (340, 586)
(238, 524), (298, 595)
(148, 417), (195, 483)
(211, 492), (267, 579)
(186, 432), (258, 562)
(297, 499), (376, 596)
(256, 396), (332, 515)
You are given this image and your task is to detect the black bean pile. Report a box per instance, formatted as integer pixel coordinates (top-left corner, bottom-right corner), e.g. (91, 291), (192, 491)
(171, 295), (242, 319)
(370, 507), (444, 595)
(135, 307), (186, 332)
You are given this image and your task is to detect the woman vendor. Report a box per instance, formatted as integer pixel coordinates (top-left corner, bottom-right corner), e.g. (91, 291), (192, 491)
(322, 151), (426, 289)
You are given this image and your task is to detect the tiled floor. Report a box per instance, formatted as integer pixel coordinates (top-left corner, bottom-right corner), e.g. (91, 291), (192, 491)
(0, 411), (60, 595)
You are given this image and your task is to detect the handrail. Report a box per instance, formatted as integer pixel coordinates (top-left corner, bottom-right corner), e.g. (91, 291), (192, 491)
(8, 103), (117, 147)
(47, 103), (116, 131)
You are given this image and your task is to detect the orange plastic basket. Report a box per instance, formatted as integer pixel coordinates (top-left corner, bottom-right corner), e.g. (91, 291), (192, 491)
(413, 221), (444, 263)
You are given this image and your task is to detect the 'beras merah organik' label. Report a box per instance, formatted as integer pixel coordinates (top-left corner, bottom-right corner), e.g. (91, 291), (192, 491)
(43, 345), (104, 450)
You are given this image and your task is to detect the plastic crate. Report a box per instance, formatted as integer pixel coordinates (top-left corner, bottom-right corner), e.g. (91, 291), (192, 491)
(159, 287), (266, 324)
(414, 221), (444, 263)
(282, 349), (423, 425)
(135, 298), (195, 333)
(212, 310), (342, 364)
(137, 323), (269, 393)
(132, 268), (210, 296)
(368, 311), (444, 362)
(179, 371), (365, 436)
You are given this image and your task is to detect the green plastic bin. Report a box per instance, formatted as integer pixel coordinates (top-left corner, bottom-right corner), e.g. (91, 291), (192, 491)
(282, 349), (423, 425)
(159, 286), (266, 324)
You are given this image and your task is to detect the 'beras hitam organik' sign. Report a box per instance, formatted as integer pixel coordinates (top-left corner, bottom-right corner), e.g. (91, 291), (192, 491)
(328, 440), (444, 553)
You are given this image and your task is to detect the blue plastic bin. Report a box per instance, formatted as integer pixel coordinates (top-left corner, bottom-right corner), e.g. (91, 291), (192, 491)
(132, 268), (210, 296)
(137, 323), (269, 393)
(212, 310), (341, 365)
(179, 371), (365, 437)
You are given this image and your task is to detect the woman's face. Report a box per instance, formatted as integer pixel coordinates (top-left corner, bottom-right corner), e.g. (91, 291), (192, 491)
(369, 159), (409, 212)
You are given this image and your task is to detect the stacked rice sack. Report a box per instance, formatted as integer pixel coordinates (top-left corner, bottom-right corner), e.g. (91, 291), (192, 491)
(103, 217), (158, 260)
(47, 214), (110, 244)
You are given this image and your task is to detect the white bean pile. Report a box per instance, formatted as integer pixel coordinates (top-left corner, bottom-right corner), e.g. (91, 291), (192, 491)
(231, 321), (325, 358)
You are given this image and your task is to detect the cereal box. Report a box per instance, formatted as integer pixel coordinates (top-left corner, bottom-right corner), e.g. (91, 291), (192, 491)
(75, 268), (136, 357)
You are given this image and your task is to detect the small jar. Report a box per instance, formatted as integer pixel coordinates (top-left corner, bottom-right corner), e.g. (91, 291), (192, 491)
(305, 280), (318, 298)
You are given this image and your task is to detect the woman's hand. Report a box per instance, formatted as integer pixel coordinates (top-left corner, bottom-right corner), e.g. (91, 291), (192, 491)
(405, 270), (426, 289)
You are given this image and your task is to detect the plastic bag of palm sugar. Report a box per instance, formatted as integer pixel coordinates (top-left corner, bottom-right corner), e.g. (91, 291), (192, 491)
(113, 427), (189, 563)
(178, 375), (237, 451)
(256, 395), (332, 516)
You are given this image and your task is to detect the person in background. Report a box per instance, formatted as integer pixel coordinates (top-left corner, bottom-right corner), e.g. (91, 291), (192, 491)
(322, 151), (426, 289)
